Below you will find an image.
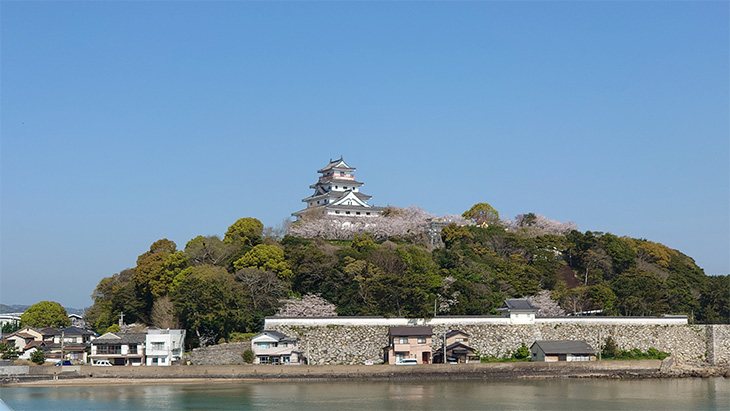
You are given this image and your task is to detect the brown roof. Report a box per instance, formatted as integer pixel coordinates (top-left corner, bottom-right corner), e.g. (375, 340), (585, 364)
(389, 326), (432, 337)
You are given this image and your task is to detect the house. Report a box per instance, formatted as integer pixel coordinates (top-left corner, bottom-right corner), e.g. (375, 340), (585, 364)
(433, 330), (479, 364)
(90, 333), (146, 366)
(292, 157), (385, 220)
(384, 326), (433, 365)
(43, 326), (95, 363)
(530, 340), (596, 362)
(145, 329), (186, 366)
(497, 299), (540, 324)
(3, 327), (45, 360)
(251, 331), (301, 365)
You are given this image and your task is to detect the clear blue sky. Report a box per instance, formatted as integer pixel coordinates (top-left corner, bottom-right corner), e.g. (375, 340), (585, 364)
(1, 1), (728, 309)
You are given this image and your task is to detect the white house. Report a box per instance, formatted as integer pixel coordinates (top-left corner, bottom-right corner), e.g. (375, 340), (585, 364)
(251, 331), (301, 365)
(90, 333), (146, 366)
(145, 329), (186, 366)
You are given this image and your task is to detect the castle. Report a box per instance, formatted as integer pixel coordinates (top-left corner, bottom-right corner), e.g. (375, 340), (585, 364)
(292, 157), (384, 220)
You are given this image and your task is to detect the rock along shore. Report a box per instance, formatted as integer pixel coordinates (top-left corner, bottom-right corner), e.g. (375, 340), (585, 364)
(2, 359), (728, 386)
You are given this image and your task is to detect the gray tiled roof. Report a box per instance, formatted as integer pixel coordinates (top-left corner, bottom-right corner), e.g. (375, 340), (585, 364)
(93, 333), (146, 345)
(501, 299), (539, 311)
(530, 340), (595, 355)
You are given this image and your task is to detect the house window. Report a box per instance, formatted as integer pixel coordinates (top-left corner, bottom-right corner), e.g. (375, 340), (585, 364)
(128, 345), (137, 354)
(317, 201), (320, 204)
(259, 356), (270, 364)
(399, 337), (408, 344)
(97, 345), (121, 355)
(152, 358), (158, 365)
(417, 337), (426, 344)
(282, 356), (290, 363)
(151, 342), (165, 350)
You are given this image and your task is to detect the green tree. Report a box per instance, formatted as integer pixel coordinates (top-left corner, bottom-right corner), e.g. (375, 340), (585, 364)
(106, 324), (121, 333)
(30, 349), (46, 365)
(20, 301), (70, 328)
(133, 240), (187, 301)
(185, 235), (235, 267)
(171, 265), (252, 345)
(233, 244), (293, 281)
(0, 341), (20, 360)
(224, 217), (264, 247)
(2, 321), (20, 334)
(462, 202), (500, 226)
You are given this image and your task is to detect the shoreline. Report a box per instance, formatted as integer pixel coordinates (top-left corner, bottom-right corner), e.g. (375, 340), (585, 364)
(2, 360), (728, 387)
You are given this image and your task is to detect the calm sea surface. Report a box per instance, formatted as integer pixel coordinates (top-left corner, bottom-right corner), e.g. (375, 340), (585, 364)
(1, 378), (729, 410)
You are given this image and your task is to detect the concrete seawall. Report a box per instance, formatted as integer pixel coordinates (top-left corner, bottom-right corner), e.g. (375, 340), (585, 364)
(16, 361), (663, 381)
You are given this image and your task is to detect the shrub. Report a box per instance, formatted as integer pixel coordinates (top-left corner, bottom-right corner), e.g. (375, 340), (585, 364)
(241, 349), (254, 364)
(513, 344), (530, 360)
(30, 349), (45, 365)
(601, 336), (619, 358)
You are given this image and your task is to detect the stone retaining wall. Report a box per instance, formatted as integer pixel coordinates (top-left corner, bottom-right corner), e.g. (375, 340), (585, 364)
(267, 323), (729, 365)
(188, 341), (251, 365)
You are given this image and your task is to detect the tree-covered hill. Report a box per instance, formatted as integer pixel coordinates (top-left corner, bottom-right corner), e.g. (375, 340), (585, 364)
(84, 207), (730, 347)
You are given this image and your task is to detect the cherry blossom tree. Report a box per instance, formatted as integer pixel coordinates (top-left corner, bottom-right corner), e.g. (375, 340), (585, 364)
(275, 293), (337, 317)
(503, 213), (578, 237)
(527, 290), (566, 317)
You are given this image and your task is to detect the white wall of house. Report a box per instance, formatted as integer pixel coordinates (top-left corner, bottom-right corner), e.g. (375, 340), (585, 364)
(145, 329), (185, 366)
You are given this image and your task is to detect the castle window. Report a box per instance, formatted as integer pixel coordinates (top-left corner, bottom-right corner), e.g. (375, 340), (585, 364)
(356, 212), (361, 215)
(343, 186), (348, 190)
(335, 211), (340, 214)
(366, 212), (371, 215)
(346, 211), (351, 215)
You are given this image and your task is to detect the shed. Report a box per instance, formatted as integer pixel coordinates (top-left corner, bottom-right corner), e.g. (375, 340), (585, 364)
(530, 340), (596, 362)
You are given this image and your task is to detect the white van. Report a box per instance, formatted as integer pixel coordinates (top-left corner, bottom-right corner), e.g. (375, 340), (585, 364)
(395, 359), (418, 365)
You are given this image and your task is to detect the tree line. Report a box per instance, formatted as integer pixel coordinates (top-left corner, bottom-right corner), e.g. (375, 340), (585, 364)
(83, 203), (729, 347)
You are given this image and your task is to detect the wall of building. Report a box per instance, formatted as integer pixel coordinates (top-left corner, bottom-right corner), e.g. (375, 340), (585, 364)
(265, 320), (729, 365)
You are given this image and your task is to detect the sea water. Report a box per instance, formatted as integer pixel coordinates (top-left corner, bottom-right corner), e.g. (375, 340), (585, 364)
(1, 378), (729, 410)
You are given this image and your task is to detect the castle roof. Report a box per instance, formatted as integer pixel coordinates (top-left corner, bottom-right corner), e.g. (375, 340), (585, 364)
(317, 157), (355, 173)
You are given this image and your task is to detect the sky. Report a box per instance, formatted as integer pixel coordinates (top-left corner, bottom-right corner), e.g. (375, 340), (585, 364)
(1, 1), (728, 310)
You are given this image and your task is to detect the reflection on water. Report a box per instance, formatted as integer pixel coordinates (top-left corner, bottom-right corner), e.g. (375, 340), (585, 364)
(1, 378), (729, 410)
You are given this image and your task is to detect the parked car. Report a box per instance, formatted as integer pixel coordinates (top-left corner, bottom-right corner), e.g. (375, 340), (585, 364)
(93, 360), (113, 366)
(395, 359), (418, 365)
(54, 360), (72, 366)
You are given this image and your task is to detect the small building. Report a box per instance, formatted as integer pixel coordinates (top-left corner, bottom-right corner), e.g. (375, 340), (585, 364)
(251, 331), (301, 365)
(530, 340), (596, 362)
(497, 299), (540, 324)
(433, 330), (479, 364)
(145, 329), (186, 366)
(90, 333), (146, 366)
(385, 326), (433, 365)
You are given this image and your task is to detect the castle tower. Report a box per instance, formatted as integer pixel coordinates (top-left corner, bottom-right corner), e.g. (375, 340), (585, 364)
(292, 157), (384, 219)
